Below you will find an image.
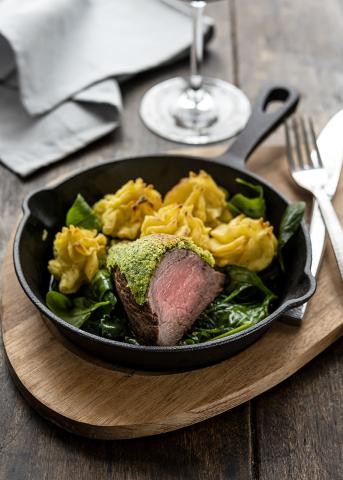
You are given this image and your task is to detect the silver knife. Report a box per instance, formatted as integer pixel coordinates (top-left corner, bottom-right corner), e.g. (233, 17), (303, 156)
(282, 110), (343, 325)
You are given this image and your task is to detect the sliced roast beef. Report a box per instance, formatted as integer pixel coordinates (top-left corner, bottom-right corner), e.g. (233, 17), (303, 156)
(114, 248), (225, 346)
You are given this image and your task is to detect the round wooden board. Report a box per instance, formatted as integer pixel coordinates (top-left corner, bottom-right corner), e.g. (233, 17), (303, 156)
(1, 146), (343, 440)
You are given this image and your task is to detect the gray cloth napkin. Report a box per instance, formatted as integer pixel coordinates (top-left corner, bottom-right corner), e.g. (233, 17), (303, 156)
(0, 0), (212, 177)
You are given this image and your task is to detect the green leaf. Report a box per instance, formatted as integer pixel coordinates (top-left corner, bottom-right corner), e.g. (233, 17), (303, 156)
(278, 202), (305, 271)
(225, 265), (277, 299)
(180, 299), (270, 345)
(210, 322), (259, 340)
(180, 266), (276, 345)
(46, 291), (110, 328)
(100, 316), (130, 339)
(228, 178), (266, 219)
(89, 269), (117, 305)
(66, 193), (101, 230)
(47, 269), (130, 341)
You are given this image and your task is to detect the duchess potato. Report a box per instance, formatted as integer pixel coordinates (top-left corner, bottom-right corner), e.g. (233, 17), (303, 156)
(93, 178), (162, 239)
(209, 214), (278, 271)
(164, 170), (232, 227)
(48, 225), (107, 294)
(141, 203), (211, 250)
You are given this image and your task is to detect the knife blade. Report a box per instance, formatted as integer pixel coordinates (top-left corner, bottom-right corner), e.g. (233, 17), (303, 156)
(282, 110), (343, 325)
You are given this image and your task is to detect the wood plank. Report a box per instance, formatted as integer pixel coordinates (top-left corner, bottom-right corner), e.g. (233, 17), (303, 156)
(254, 339), (343, 480)
(235, 0), (343, 140)
(0, 400), (252, 480)
(0, 3), (255, 479)
(235, 1), (343, 478)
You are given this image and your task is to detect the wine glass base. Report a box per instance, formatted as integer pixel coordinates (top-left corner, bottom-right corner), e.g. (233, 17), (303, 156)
(140, 77), (251, 145)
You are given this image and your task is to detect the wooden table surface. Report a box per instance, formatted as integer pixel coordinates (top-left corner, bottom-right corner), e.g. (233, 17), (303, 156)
(0, 1), (342, 479)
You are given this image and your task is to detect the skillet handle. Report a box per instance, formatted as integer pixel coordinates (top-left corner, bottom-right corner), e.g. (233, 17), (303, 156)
(221, 85), (300, 166)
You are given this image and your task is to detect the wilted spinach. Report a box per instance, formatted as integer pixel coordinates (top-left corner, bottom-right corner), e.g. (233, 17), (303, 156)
(98, 316), (139, 344)
(86, 269), (117, 305)
(277, 202), (305, 271)
(47, 268), (138, 343)
(225, 265), (276, 299)
(66, 193), (101, 230)
(46, 291), (111, 329)
(47, 269), (115, 327)
(228, 178), (266, 219)
(180, 266), (276, 345)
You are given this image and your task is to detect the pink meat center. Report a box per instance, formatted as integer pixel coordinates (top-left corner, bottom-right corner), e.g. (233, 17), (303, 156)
(149, 250), (211, 345)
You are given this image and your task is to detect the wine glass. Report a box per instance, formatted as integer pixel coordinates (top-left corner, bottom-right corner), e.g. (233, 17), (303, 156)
(140, 0), (250, 145)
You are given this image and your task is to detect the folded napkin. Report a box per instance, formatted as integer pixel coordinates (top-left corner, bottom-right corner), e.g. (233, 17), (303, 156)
(0, 0), (213, 177)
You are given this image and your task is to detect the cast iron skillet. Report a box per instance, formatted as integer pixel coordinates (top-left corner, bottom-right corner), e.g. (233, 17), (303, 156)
(14, 85), (316, 370)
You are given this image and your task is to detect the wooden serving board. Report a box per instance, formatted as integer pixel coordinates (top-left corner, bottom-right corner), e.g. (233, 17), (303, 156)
(1, 146), (342, 440)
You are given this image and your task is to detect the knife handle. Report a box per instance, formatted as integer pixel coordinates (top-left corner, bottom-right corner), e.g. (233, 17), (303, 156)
(281, 303), (307, 326)
(315, 189), (343, 280)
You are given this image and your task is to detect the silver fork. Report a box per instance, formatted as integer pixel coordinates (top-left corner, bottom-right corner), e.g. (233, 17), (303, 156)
(285, 116), (343, 281)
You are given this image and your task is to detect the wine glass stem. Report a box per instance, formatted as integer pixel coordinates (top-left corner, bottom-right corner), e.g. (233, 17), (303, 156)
(190, 1), (206, 91)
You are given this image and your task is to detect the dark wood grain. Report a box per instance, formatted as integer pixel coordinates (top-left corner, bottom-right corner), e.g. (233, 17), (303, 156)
(0, 0), (342, 479)
(0, 389), (252, 480)
(254, 339), (343, 480)
(235, 0), (343, 141)
(235, 0), (343, 478)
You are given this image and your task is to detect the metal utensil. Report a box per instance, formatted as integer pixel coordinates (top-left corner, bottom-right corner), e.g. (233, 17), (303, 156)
(283, 110), (343, 324)
(285, 116), (343, 281)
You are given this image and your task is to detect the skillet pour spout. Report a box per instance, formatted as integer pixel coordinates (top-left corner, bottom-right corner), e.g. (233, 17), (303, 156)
(13, 84), (316, 370)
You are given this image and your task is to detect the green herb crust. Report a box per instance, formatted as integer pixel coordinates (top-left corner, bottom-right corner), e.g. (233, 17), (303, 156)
(107, 234), (215, 305)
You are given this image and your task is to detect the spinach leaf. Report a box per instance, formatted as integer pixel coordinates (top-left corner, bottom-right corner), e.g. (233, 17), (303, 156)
(46, 268), (132, 342)
(180, 266), (276, 345)
(46, 291), (110, 328)
(278, 202), (305, 271)
(181, 296), (273, 345)
(225, 265), (277, 300)
(89, 269), (117, 305)
(66, 193), (101, 230)
(81, 305), (139, 343)
(182, 297), (272, 344)
(100, 316), (128, 338)
(228, 178), (266, 219)
(98, 316), (139, 343)
(84, 269), (117, 323)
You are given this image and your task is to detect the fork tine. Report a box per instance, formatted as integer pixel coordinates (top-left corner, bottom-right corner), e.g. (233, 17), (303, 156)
(284, 121), (297, 171)
(292, 117), (306, 169)
(308, 117), (324, 168)
(300, 116), (312, 165)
